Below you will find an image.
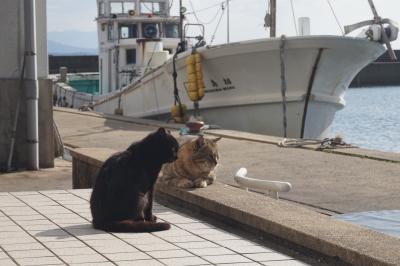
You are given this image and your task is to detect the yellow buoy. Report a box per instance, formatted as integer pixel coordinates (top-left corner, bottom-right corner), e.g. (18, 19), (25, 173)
(197, 79), (205, 89)
(198, 87), (205, 98)
(194, 53), (201, 63)
(188, 82), (198, 92)
(186, 64), (195, 75)
(186, 55), (195, 65)
(195, 63), (202, 72)
(188, 73), (197, 83)
(188, 91), (199, 101)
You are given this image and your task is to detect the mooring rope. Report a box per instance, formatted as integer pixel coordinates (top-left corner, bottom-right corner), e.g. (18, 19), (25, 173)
(279, 35), (288, 138)
(278, 136), (356, 150)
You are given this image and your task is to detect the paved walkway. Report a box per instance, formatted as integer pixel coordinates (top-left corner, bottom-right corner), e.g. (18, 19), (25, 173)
(0, 189), (308, 266)
(54, 108), (400, 214)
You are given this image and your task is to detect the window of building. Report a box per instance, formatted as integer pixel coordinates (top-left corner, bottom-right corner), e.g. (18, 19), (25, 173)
(120, 24), (137, 39)
(111, 2), (123, 14)
(165, 23), (179, 38)
(126, 49), (136, 64)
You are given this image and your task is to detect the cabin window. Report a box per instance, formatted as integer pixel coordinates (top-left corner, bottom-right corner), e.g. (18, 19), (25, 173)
(126, 49), (136, 64)
(165, 23), (179, 38)
(140, 1), (162, 14)
(123, 2), (135, 13)
(110, 2), (123, 14)
(120, 24), (137, 39)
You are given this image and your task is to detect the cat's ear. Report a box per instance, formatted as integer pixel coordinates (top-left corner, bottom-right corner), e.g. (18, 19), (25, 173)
(212, 137), (222, 143)
(156, 127), (167, 135)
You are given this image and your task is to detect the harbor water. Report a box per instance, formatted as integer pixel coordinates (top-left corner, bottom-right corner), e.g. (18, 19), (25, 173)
(331, 86), (400, 153)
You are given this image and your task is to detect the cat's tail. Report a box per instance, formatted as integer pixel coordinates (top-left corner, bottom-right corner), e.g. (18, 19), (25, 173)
(96, 220), (171, 232)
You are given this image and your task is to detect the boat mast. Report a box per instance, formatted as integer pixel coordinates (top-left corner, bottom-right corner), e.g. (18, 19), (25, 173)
(179, 0), (186, 51)
(270, 0), (276, 37)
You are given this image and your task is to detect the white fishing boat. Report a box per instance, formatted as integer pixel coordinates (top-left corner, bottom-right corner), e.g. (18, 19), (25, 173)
(63, 0), (398, 139)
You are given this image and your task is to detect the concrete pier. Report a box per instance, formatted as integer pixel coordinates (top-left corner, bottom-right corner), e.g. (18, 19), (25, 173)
(54, 107), (400, 215)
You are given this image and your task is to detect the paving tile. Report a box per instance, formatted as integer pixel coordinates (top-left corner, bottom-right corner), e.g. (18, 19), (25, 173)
(261, 260), (309, 266)
(116, 259), (164, 266)
(124, 235), (168, 245)
(11, 215), (45, 221)
(135, 243), (179, 252)
(0, 252), (10, 259)
(8, 249), (54, 259)
(153, 228), (193, 237)
(0, 225), (24, 232)
(15, 219), (54, 226)
(42, 240), (87, 249)
(0, 259), (18, 266)
(188, 247), (235, 256)
(0, 231), (31, 239)
(23, 224), (60, 231)
(147, 249), (194, 259)
(1, 242), (45, 252)
(216, 239), (258, 248)
(203, 254), (252, 264)
(77, 233), (117, 241)
(0, 237), (37, 245)
(104, 251), (150, 261)
(14, 256), (64, 265)
(59, 254), (109, 264)
(160, 256), (210, 266)
(112, 232), (152, 239)
(93, 244), (139, 254)
(82, 239), (126, 247)
(217, 263), (263, 266)
(161, 234), (205, 243)
(70, 263), (114, 266)
(229, 245), (274, 254)
(52, 247), (98, 256)
(175, 241), (220, 249)
(0, 221), (16, 227)
(177, 222), (215, 230)
(245, 252), (293, 262)
(200, 233), (240, 241)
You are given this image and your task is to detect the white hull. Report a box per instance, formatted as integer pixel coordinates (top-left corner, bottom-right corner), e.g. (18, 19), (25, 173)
(93, 36), (384, 139)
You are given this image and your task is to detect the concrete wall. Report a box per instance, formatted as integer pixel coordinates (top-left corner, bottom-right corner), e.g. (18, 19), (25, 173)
(0, 79), (54, 169)
(0, 0), (53, 170)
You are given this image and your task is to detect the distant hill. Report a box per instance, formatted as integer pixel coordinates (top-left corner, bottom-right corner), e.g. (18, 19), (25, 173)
(48, 40), (98, 55)
(48, 31), (98, 49)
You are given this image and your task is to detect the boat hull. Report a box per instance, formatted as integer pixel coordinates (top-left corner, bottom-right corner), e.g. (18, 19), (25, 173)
(94, 36), (385, 139)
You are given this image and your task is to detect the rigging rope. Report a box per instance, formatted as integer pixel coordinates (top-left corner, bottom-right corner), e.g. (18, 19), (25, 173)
(186, 1), (227, 14)
(188, 0), (222, 25)
(210, 3), (226, 45)
(326, 0), (345, 35)
(290, 0), (298, 35)
(279, 35), (288, 138)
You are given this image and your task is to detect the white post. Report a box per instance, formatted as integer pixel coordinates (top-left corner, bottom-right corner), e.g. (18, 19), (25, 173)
(298, 17), (310, 36)
(226, 0), (230, 43)
(24, 0), (39, 170)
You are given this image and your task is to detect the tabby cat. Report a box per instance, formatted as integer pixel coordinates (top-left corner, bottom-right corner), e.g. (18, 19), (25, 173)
(159, 136), (221, 188)
(90, 128), (179, 232)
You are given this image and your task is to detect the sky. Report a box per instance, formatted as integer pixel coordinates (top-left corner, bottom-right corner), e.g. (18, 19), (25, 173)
(47, 0), (400, 48)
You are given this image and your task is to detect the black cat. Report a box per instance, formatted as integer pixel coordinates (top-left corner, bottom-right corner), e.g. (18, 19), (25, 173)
(90, 127), (179, 232)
